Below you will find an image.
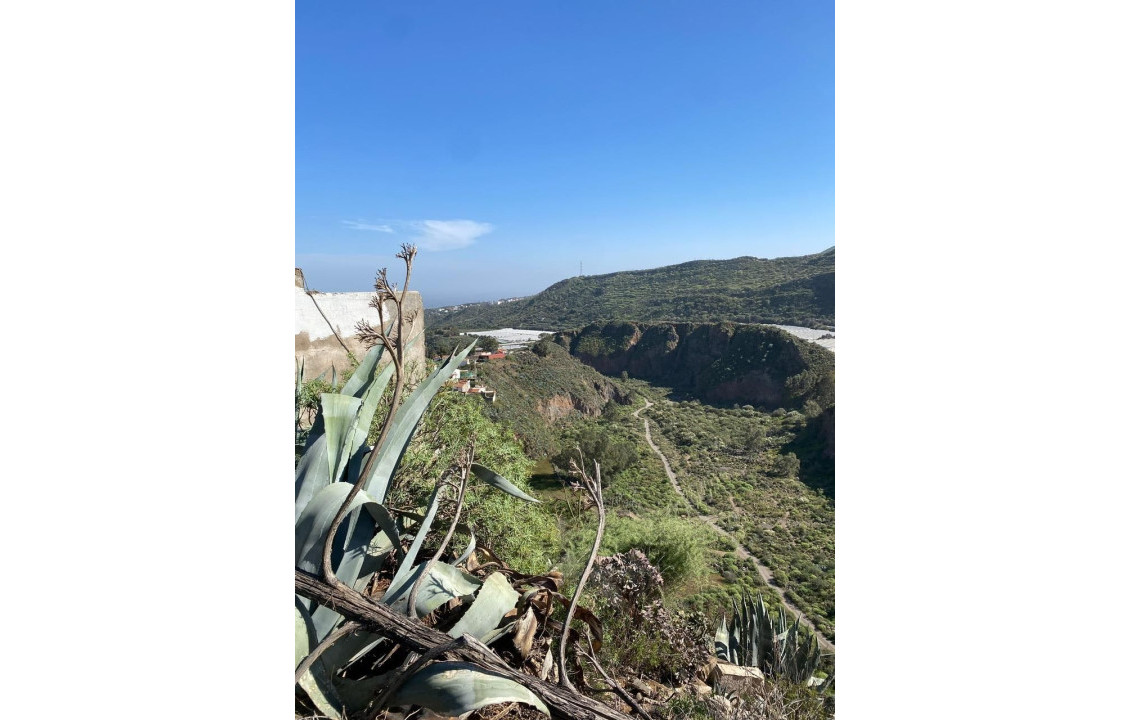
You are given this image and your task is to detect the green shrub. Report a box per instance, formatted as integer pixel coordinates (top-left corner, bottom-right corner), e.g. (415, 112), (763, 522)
(594, 515), (709, 590)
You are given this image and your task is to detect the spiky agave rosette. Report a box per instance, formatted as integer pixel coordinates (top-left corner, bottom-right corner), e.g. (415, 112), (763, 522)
(294, 321), (551, 717)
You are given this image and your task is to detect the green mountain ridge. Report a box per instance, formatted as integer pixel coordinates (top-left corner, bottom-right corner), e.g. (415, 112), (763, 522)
(426, 247), (835, 330)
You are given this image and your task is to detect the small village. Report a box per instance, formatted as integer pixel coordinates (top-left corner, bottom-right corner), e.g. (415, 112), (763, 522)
(445, 347), (506, 402)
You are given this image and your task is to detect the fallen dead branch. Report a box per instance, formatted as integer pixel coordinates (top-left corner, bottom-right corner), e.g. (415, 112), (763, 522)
(295, 569), (635, 720)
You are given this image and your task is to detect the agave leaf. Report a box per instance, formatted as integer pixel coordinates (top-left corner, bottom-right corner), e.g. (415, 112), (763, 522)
(714, 616), (731, 661)
(333, 673), (388, 714)
(819, 670), (835, 695)
(740, 593), (752, 666)
(394, 508), (475, 568)
(389, 661), (549, 717)
(321, 393), (365, 486)
(340, 338), (388, 397)
(323, 631), (389, 675)
(336, 359), (397, 554)
(800, 635), (819, 682)
(454, 527), (477, 567)
(447, 572), (519, 641)
(469, 464), (541, 503)
(483, 618), (521, 650)
(382, 561), (482, 617)
(295, 393), (363, 519)
(728, 614), (741, 666)
(361, 342), (477, 502)
(295, 484), (398, 643)
(295, 483), (395, 574)
(343, 360), (397, 487)
(387, 484), (444, 592)
(295, 434), (331, 519)
(342, 496), (402, 586)
(307, 524), (396, 660)
(295, 601), (343, 719)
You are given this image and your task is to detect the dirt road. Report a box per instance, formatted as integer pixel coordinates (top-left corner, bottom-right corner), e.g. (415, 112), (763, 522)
(633, 400), (835, 653)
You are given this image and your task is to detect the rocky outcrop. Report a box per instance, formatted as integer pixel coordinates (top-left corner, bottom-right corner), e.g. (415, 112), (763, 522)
(536, 395), (582, 423)
(555, 321), (834, 411)
(533, 380), (623, 424)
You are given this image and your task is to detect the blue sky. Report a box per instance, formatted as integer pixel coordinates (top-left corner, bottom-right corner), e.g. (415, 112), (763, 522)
(296, 1), (833, 306)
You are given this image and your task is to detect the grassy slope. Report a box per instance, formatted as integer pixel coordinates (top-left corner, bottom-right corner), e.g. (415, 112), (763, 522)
(468, 343), (832, 636)
(469, 341), (624, 458)
(642, 396), (836, 640)
(426, 247), (835, 330)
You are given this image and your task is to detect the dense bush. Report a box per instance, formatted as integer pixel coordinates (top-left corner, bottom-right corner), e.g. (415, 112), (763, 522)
(552, 426), (639, 480)
(586, 550), (711, 685)
(391, 390), (562, 574)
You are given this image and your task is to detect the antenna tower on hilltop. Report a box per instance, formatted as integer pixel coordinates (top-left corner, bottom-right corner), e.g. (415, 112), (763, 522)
(579, 261), (583, 277)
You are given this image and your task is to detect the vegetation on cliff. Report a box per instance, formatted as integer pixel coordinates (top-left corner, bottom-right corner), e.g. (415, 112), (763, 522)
(556, 322), (834, 414)
(470, 339), (626, 457)
(426, 248), (835, 331)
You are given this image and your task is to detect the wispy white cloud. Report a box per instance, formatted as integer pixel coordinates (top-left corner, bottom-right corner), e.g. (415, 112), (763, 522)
(409, 219), (494, 251)
(342, 220), (395, 233)
(341, 218), (493, 251)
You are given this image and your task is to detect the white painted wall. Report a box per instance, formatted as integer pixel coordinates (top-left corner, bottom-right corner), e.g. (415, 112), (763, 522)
(295, 269), (425, 382)
(295, 288), (385, 342)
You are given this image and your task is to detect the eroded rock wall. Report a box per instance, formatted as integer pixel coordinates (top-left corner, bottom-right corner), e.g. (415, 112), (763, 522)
(555, 321), (834, 411)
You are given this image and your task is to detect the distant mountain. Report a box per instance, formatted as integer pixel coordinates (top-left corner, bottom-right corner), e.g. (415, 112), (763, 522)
(425, 248), (834, 331)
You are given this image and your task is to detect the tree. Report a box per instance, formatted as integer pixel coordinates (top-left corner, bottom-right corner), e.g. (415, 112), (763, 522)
(744, 425), (767, 453)
(475, 335), (500, 352)
(554, 427), (637, 481)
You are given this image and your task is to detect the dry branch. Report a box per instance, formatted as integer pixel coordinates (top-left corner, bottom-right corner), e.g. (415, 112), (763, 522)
(559, 457), (606, 692)
(295, 569), (635, 720)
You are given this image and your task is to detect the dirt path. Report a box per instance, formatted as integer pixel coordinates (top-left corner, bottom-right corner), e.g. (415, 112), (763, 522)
(633, 400), (835, 653)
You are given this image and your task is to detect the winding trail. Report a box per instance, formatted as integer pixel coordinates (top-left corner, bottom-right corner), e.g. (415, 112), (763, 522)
(633, 400), (835, 653)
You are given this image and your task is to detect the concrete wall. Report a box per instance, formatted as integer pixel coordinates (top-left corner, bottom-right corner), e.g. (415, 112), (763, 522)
(295, 268), (426, 384)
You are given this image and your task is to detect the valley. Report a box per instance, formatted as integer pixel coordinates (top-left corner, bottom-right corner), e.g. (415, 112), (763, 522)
(634, 399), (834, 653)
(467, 324), (835, 643)
(296, 249), (836, 719)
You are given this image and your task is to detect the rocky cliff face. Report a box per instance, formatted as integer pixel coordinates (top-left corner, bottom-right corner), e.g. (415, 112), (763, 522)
(534, 384), (620, 423)
(554, 322), (834, 411)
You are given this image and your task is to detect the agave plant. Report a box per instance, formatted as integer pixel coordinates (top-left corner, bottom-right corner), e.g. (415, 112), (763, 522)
(714, 592), (821, 685)
(295, 359), (338, 453)
(295, 248), (551, 719)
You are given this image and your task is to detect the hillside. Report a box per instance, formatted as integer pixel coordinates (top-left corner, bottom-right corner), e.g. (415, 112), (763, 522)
(554, 321), (834, 413)
(471, 340), (627, 457)
(426, 247), (835, 330)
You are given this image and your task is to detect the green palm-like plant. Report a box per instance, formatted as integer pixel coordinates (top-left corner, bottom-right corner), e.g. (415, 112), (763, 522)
(294, 247), (550, 719)
(714, 592), (822, 685)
